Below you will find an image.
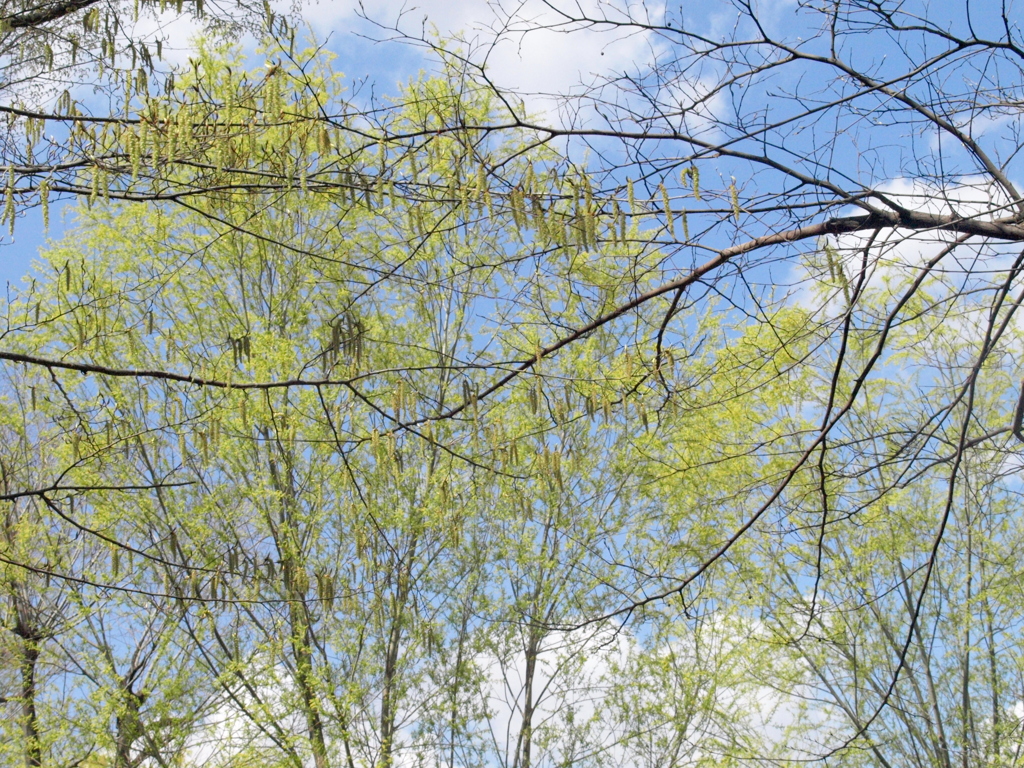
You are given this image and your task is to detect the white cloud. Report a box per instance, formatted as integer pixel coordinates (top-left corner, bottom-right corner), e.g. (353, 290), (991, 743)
(74, 1), (678, 130)
(296, 0), (664, 127)
(126, 8), (207, 70)
(179, 617), (796, 768)
(789, 176), (1021, 316)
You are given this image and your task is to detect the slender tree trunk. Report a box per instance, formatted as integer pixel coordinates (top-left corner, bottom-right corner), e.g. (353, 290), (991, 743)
(982, 557), (1000, 764)
(268, 439), (329, 768)
(448, 602), (473, 768)
(114, 689), (144, 768)
(280, 520), (328, 768)
(961, 534), (972, 768)
(379, 550), (414, 768)
(516, 633), (540, 768)
(379, 615), (402, 768)
(289, 596), (329, 768)
(15, 624), (42, 768)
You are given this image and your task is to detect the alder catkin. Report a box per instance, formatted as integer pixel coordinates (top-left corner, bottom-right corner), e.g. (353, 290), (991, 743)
(3, 166), (13, 234)
(40, 179), (49, 231)
(89, 164), (99, 205)
(475, 163), (486, 209)
(661, 183), (674, 237)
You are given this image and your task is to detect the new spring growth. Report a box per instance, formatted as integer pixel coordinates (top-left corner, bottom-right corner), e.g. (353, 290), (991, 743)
(681, 165), (700, 199)
(660, 183), (674, 237)
(476, 163), (487, 208)
(822, 240), (848, 287)
(129, 128), (141, 181)
(4, 166), (13, 235)
(730, 178), (740, 222)
(39, 178), (50, 230)
(510, 186), (526, 233)
(823, 238), (838, 281)
(89, 163), (100, 206)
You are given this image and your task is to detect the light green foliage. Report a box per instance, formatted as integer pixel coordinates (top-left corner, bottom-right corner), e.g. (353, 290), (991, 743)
(0, 40), (783, 768)
(3, 19), (1024, 768)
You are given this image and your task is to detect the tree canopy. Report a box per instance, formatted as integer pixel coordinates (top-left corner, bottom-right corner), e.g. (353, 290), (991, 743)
(2, 1), (1024, 767)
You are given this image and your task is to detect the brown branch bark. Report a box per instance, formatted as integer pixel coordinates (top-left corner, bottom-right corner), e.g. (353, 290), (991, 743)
(2, 0), (102, 29)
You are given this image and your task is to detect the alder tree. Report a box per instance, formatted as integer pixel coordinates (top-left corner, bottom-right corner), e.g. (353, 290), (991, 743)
(1, 0), (1024, 766)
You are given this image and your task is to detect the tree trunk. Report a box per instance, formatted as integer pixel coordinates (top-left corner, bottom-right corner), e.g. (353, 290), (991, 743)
(269, 439), (330, 768)
(289, 597), (329, 768)
(516, 633), (541, 768)
(15, 624), (42, 768)
(379, 553), (414, 768)
(114, 688), (144, 768)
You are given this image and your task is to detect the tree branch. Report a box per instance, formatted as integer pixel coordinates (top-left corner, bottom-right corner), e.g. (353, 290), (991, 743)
(2, 0), (102, 29)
